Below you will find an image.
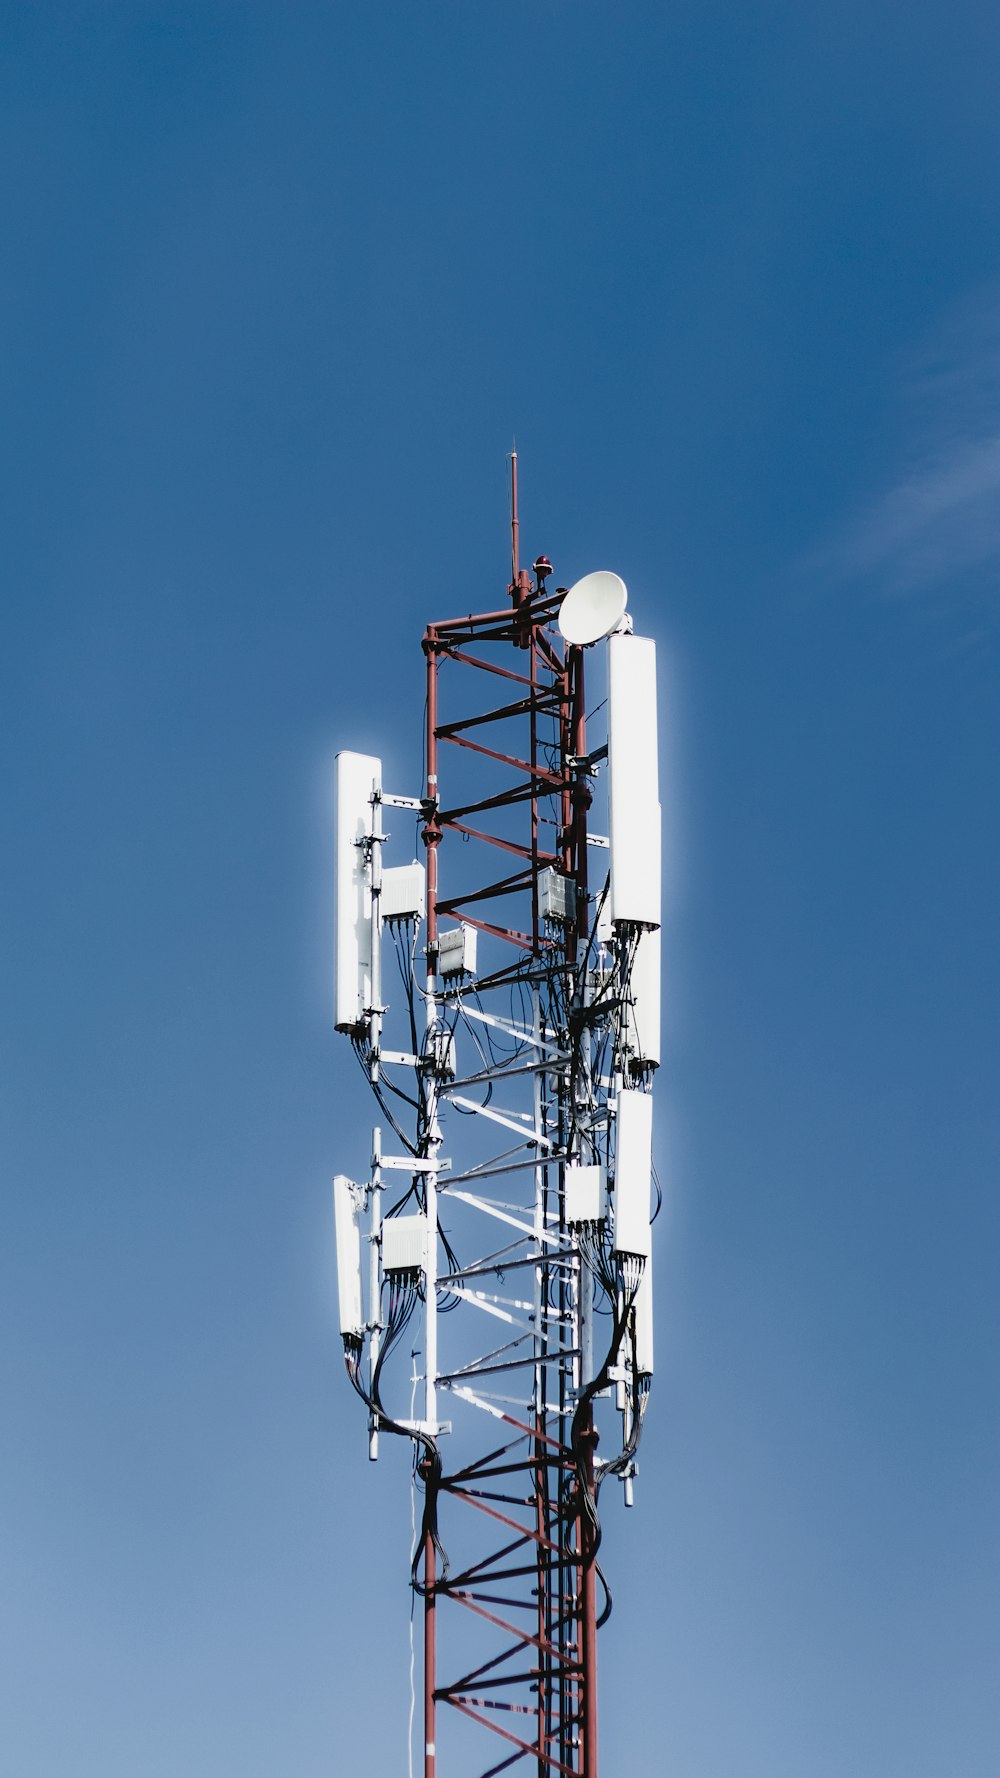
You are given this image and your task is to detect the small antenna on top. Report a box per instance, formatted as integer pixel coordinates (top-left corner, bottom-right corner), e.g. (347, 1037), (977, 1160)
(508, 443), (532, 608)
(510, 442), (520, 588)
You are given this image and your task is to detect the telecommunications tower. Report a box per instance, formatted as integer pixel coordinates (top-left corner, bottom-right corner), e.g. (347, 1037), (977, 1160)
(331, 455), (662, 1777)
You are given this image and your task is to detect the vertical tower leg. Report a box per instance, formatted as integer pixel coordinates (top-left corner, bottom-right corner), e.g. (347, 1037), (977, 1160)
(424, 1526), (436, 1778)
(579, 1413), (599, 1778)
(535, 1417), (547, 1776)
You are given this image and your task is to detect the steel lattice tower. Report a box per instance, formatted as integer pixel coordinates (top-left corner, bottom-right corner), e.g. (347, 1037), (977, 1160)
(331, 458), (661, 1777)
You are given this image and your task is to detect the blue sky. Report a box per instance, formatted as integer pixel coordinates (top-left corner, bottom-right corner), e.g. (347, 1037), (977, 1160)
(1, 5), (998, 1775)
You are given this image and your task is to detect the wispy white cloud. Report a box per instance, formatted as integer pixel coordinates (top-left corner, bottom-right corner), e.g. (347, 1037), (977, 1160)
(843, 433), (1000, 591)
(821, 285), (1000, 603)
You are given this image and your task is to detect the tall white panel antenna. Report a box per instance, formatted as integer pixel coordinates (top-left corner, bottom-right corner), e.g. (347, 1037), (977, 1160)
(624, 925), (661, 1072)
(612, 1088), (653, 1260)
(607, 633), (660, 929)
(332, 1175), (365, 1342)
(334, 751), (381, 1032)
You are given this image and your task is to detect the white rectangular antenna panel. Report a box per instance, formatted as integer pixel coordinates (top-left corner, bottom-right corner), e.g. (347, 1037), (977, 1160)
(332, 1175), (365, 1341)
(539, 868), (575, 924)
(334, 751), (381, 1031)
(613, 1088), (653, 1260)
(625, 924), (661, 1071)
(565, 1163), (606, 1227)
(634, 1246), (654, 1377)
(381, 862), (426, 923)
(607, 633), (661, 928)
(438, 924), (477, 978)
(382, 1213), (427, 1275)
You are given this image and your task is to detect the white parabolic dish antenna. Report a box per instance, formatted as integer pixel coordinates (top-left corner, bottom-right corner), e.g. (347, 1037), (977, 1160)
(557, 570), (628, 646)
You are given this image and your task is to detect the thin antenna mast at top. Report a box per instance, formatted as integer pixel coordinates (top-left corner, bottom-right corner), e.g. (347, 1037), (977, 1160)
(510, 443), (520, 587)
(509, 444), (533, 605)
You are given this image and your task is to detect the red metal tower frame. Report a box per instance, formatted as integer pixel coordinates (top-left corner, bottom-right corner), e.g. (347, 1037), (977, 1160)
(333, 455), (657, 1778)
(414, 465), (602, 1778)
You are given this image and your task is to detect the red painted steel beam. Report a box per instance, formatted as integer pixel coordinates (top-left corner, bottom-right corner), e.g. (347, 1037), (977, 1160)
(435, 866), (533, 916)
(437, 782), (537, 824)
(440, 647), (538, 688)
(436, 689), (562, 738)
(442, 1592), (580, 1669)
(441, 820), (560, 867)
(443, 1489), (571, 1559)
(480, 1748), (532, 1778)
(440, 728), (564, 786)
(444, 1698), (578, 1778)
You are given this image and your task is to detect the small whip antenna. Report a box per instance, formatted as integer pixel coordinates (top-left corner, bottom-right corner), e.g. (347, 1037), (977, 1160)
(510, 442), (520, 587)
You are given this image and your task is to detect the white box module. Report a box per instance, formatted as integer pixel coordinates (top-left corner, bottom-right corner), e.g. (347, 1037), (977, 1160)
(334, 751), (381, 1031)
(428, 1026), (456, 1079)
(381, 862), (426, 922)
(607, 633), (661, 929)
(612, 1088), (653, 1260)
(438, 924), (477, 978)
(382, 1213), (427, 1276)
(539, 868), (575, 924)
(333, 1175), (365, 1341)
(565, 1163), (606, 1226)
